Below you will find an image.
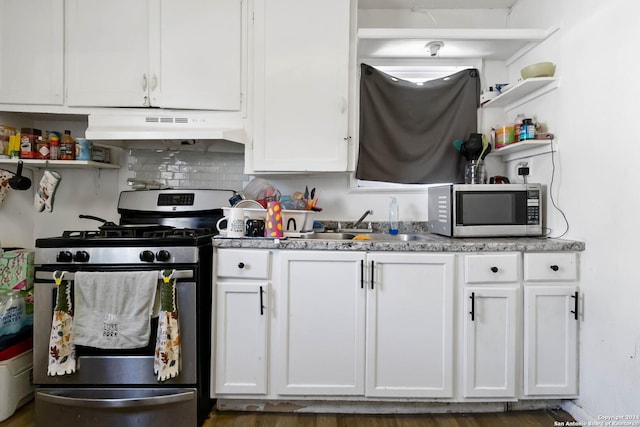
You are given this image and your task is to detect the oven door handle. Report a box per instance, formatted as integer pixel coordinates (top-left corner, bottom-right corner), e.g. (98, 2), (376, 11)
(36, 389), (195, 408)
(35, 270), (194, 281)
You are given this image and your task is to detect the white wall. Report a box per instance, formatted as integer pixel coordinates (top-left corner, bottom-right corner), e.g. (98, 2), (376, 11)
(511, 0), (640, 419)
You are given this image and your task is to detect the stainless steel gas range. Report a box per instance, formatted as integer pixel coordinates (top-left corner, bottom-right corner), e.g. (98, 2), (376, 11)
(32, 189), (234, 427)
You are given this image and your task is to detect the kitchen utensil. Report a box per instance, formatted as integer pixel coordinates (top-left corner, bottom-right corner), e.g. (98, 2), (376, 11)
(453, 139), (464, 152)
(463, 133), (483, 160)
(480, 143), (492, 159)
(478, 134), (490, 160)
(8, 160), (31, 191)
(520, 61), (555, 79)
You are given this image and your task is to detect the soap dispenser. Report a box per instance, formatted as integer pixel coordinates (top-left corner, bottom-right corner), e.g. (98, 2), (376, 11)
(389, 197), (399, 235)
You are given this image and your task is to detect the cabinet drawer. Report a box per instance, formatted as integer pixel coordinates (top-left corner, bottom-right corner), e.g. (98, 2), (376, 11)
(464, 253), (520, 284)
(216, 249), (271, 279)
(524, 252), (578, 282)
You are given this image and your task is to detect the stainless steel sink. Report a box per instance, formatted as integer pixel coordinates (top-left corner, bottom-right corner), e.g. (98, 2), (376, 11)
(301, 232), (432, 242)
(302, 232), (357, 240)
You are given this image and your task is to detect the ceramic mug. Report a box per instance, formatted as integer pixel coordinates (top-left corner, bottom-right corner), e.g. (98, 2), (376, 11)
(216, 207), (248, 238)
(246, 219), (266, 237)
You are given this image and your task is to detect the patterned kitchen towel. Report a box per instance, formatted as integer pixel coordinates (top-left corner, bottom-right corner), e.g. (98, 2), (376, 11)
(73, 271), (158, 349)
(154, 270), (181, 381)
(48, 272), (76, 376)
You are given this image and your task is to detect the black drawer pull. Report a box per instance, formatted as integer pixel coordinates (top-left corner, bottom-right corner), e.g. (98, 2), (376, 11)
(238, 262), (245, 269)
(360, 260), (364, 289)
(490, 266), (499, 273)
(370, 260), (375, 290)
(469, 292), (475, 321)
(570, 291), (578, 320)
(259, 286), (265, 316)
(550, 265), (559, 271)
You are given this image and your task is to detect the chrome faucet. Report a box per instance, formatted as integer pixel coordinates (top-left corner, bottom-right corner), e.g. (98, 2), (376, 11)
(352, 209), (373, 230)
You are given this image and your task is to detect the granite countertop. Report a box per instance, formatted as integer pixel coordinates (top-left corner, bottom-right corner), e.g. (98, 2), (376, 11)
(212, 234), (585, 253)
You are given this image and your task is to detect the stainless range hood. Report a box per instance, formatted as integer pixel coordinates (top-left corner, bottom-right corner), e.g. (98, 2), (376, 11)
(85, 110), (246, 144)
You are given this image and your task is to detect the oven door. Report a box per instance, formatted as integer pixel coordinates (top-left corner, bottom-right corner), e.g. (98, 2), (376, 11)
(33, 269), (197, 386)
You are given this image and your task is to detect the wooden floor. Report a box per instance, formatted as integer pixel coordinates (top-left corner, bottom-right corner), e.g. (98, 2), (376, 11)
(2, 400), (574, 427)
(203, 408), (575, 427)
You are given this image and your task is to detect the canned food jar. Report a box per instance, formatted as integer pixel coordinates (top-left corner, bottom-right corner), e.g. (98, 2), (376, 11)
(520, 118), (535, 140)
(495, 125), (515, 149)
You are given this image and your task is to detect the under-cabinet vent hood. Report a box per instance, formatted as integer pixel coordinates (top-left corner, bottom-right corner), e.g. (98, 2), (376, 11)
(85, 110), (246, 144)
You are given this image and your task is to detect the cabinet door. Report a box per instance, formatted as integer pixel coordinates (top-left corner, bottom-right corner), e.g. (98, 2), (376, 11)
(215, 281), (268, 395)
(66, 0), (149, 107)
(251, 0), (350, 172)
(463, 286), (518, 398)
(523, 285), (578, 396)
(0, 0), (63, 105)
(152, 0), (242, 110)
(276, 251), (365, 395)
(366, 253), (455, 398)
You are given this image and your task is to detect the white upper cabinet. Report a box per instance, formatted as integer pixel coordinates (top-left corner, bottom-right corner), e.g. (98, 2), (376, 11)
(0, 0), (64, 105)
(66, 0), (243, 110)
(250, 0), (351, 172)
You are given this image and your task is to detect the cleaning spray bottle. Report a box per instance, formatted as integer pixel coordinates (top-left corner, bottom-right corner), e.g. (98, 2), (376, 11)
(389, 197), (399, 235)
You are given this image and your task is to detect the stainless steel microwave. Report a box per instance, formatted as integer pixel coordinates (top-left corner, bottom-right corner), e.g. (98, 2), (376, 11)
(427, 183), (543, 237)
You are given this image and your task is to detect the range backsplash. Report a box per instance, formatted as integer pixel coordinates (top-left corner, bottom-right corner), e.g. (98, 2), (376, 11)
(127, 149), (248, 190)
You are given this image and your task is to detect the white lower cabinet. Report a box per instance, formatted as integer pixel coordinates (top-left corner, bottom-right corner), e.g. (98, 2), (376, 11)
(462, 286), (518, 398)
(214, 249), (271, 395)
(212, 248), (581, 403)
(522, 253), (579, 396)
(276, 251), (366, 395)
(365, 252), (455, 398)
(276, 250), (455, 398)
(461, 253), (520, 398)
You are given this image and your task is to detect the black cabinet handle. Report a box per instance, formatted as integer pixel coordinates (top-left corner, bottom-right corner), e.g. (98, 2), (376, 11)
(259, 286), (265, 316)
(360, 260), (364, 289)
(370, 260), (375, 290)
(550, 265), (559, 271)
(238, 262), (245, 269)
(469, 292), (475, 321)
(490, 266), (499, 273)
(570, 291), (578, 320)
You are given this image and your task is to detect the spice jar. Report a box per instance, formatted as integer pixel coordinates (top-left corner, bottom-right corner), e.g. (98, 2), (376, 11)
(60, 130), (75, 160)
(49, 135), (60, 160)
(36, 136), (50, 160)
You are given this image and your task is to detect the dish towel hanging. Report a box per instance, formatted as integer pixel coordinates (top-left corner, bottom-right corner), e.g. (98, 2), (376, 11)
(154, 269), (181, 381)
(73, 271), (158, 349)
(48, 271), (76, 376)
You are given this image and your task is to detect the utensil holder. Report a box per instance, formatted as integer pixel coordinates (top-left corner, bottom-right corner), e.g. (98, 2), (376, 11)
(465, 160), (487, 184)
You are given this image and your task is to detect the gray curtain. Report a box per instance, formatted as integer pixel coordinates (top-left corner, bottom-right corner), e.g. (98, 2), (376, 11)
(356, 64), (480, 184)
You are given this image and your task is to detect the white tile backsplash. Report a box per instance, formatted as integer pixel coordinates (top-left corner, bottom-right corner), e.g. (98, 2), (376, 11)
(128, 149), (248, 191)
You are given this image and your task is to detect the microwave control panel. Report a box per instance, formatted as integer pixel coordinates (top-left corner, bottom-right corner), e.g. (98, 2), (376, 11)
(527, 188), (541, 224)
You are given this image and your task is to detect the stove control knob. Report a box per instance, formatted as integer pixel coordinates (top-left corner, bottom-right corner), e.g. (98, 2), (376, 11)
(140, 250), (155, 262)
(56, 251), (73, 263)
(156, 250), (171, 262)
(74, 251), (90, 263)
